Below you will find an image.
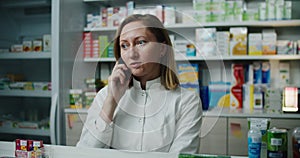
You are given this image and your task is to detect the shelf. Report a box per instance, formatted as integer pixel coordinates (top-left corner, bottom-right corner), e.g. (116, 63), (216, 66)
(175, 55), (300, 61)
(64, 108), (89, 114)
(0, 90), (51, 98)
(83, 0), (111, 2)
(0, 52), (51, 59)
(84, 27), (117, 32)
(0, 127), (50, 136)
(84, 57), (115, 62)
(167, 20), (300, 28)
(0, 0), (50, 8)
(84, 20), (300, 32)
(203, 107), (300, 119)
(83, 0), (191, 5)
(83, 55), (300, 62)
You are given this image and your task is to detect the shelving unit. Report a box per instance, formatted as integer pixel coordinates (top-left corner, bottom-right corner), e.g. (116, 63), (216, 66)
(83, 0), (300, 113)
(0, 0), (55, 143)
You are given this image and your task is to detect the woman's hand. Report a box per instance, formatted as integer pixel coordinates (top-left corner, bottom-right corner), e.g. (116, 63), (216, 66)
(107, 61), (131, 104)
(101, 60), (131, 122)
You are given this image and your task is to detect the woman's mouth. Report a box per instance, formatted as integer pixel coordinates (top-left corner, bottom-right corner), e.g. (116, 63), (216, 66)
(130, 62), (142, 69)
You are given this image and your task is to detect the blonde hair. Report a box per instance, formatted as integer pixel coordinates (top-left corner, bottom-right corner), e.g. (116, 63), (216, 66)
(113, 14), (179, 90)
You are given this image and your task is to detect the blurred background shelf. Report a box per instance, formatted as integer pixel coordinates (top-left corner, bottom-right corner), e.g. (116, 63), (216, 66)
(0, 52), (51, 59)
(0, 127), (50, 136)
(0, 90), (51, 97)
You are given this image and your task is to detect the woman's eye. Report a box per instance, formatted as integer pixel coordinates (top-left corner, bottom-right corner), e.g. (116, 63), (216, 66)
(137, 40), (146, 46)
(120, 43), (129, 49)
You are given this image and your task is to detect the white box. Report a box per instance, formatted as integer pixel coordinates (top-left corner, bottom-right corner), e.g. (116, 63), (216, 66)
(248, 33), (262, 56)
(196, 41), (217, 56)
(33, 40), (42, 52)
(266, 0), (276, 20)
(195, 28), (216, 42)
(262, 30), (277, 55)
(279, 62), (290, 86)
(23, 41), (32, 52)
(277, 40), (293, 55)
(174, 40), (189, 53)
(164, 6), (176, 25)
(216, 31), (229, 56)
(43, 34), (51, 52)
(275, 0), (284, 20)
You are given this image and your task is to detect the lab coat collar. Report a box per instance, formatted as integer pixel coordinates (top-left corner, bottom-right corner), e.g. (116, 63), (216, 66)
(132, 77), (161, 90)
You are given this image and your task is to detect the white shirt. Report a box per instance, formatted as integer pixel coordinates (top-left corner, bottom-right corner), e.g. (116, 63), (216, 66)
(77, 77), (202, 154)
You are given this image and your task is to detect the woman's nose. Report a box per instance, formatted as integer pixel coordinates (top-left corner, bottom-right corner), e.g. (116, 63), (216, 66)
(128, 45), (139, 58)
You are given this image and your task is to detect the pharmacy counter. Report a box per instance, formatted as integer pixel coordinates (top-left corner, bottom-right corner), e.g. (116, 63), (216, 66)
(65, 107), (300, 119)
(0, 141), (247, 158)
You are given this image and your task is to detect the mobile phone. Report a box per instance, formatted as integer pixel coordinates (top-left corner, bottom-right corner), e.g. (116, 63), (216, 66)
(118, 58), (131, 80)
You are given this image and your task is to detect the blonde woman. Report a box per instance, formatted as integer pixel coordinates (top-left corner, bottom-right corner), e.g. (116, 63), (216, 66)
(77, 14), (202, 154)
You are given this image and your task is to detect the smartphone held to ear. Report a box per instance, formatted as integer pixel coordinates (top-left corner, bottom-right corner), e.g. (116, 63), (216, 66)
(118, 58), (132, 80)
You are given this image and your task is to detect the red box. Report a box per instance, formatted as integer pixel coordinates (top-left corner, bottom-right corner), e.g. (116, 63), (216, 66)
(27, 140), (34, 151)
(230, 64), (244, 109)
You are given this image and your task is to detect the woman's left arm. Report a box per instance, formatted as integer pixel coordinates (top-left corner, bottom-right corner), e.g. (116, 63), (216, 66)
(169, 91), (202, 154)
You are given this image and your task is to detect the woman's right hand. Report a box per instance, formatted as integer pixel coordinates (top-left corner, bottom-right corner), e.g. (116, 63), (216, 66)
(107, 60), (131, 104)
(101, 60), (131, 122)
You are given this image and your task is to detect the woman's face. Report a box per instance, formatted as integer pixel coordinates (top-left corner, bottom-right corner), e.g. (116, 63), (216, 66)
(119, 21), (164, 81)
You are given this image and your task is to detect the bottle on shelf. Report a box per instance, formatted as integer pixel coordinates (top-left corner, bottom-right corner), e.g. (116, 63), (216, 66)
(248, 128), (262, 158)
(292, 127), (300, 158)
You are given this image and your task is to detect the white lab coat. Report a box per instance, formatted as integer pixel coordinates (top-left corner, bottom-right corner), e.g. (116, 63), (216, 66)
(77, 77), (202, 154)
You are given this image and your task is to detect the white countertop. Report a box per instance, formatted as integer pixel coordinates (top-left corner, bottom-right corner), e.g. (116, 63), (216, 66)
(0, 141), (247, 158)
(64, 107), (300, 119)
(0, 141), (177, 158)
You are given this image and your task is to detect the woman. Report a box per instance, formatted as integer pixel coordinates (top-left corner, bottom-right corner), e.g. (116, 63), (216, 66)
(77, 14), (202, 154)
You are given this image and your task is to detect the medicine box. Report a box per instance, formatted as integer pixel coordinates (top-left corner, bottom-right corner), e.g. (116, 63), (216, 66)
(230, 27), (247, 55)
(33, 40), (42, 52)
(23, 41), (32, 52)
(262, 31), (277, 55)
(279, 62), (290, 85)
(177, 63), (199, 85)
(216, 31), (230, 56)
(230, 64), (244, 110)
(209, 82), (230, 109)
(43, 34), (51, 52)
(248, 33), (262, 56)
